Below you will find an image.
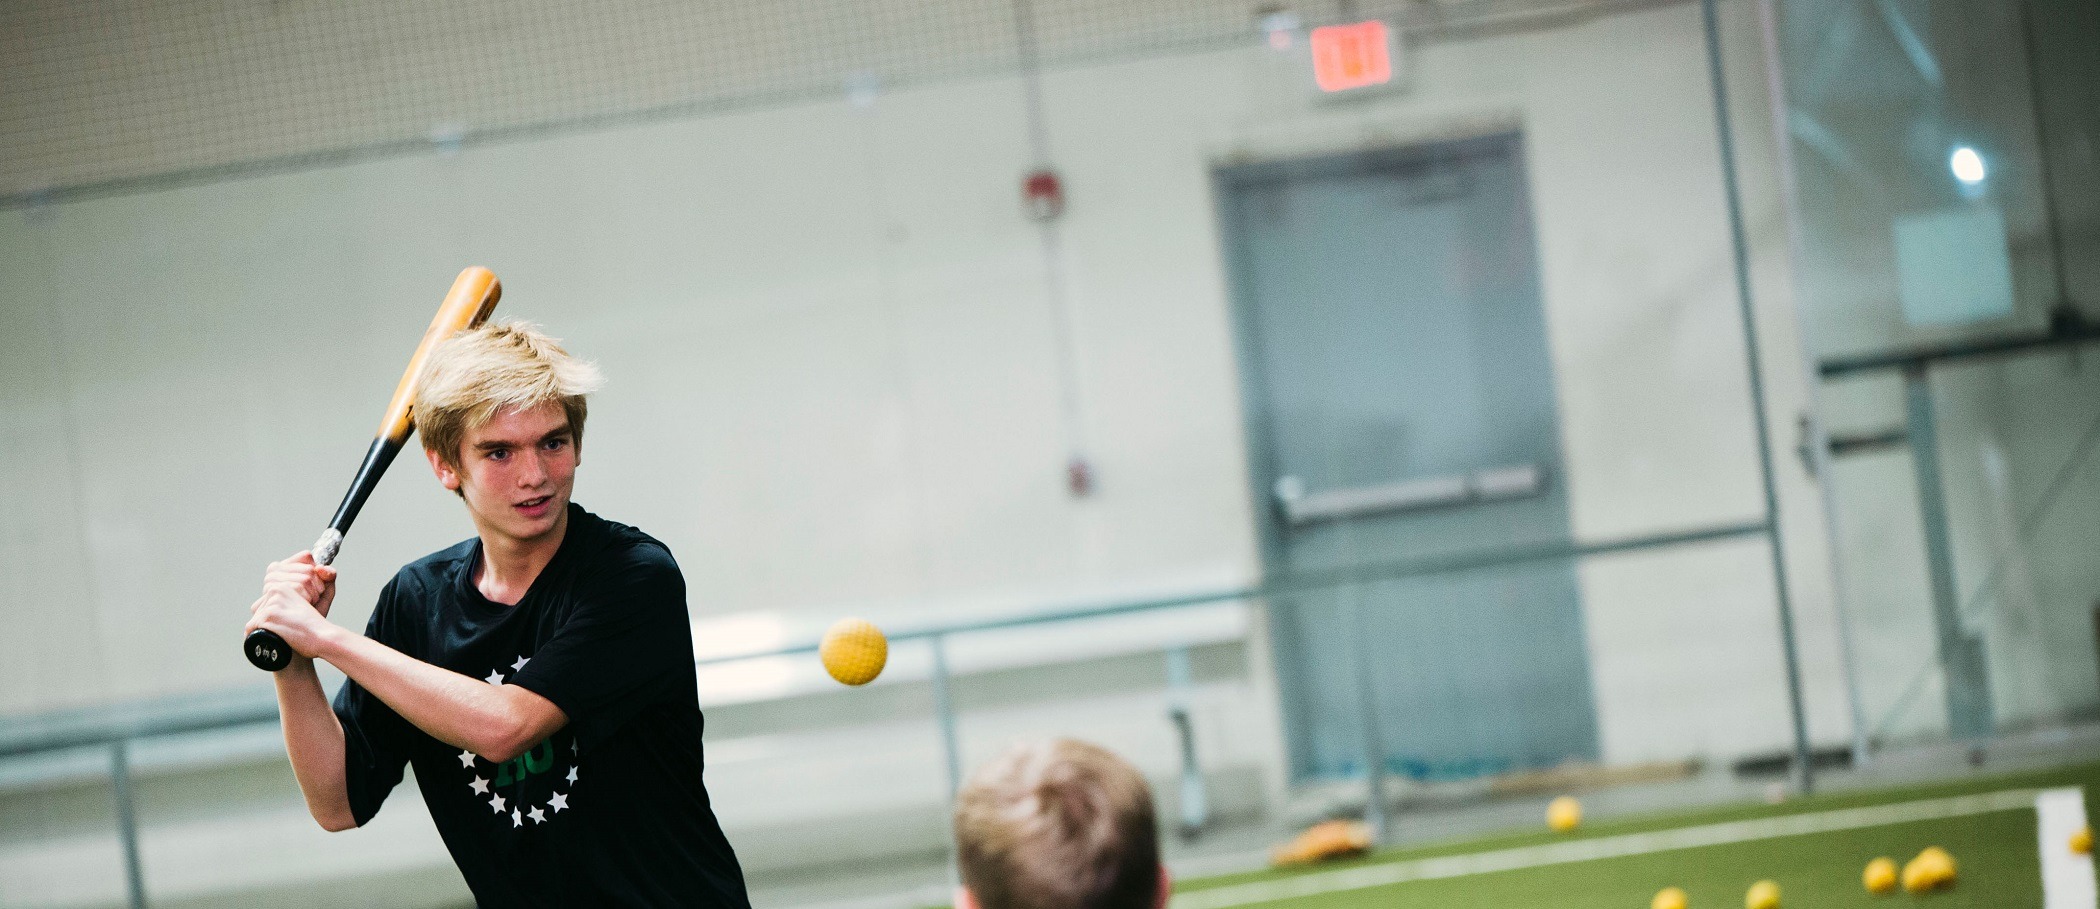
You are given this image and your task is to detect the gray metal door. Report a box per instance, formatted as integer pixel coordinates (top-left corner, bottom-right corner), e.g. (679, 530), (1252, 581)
(1218, 133), (1600, 784)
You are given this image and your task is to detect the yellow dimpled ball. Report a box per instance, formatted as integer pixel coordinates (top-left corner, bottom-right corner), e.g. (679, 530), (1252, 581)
(1902, 846), (1956, 893)
(2072, 826), (2093, 855)
(819, 617), (888, 686)
(1862, 856), (1897, 894)
(1652, 886), (1687, 909)
(1744, 879), (1780, 909)
(1546, 795), (1582, 832)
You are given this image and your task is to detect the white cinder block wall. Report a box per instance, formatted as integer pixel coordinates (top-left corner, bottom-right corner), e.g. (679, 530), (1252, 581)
(0, 0), (1859, 787)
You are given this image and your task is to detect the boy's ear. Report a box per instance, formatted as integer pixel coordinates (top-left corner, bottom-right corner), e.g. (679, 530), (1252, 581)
(1154, 863), (1172, 909)
(954, 886), (979, 909)
(427, 447), (462, 492)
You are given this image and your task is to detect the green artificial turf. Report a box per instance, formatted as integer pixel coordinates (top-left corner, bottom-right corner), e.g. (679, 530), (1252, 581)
(1173, 759), (2100, 908)
(1240, 809), (2038, 909)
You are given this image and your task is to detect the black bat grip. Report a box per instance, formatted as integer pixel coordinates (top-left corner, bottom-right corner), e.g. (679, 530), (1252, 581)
(246, 438), (401, 672)
(245, 629), (294, 671)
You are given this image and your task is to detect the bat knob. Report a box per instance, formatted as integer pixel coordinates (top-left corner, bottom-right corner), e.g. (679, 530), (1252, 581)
(245, 629), (294, 671)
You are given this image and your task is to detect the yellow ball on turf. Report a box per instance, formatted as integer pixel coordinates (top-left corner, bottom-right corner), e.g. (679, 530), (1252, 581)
(1546, 796), (1582, 832)
(1903, 846), (1956, 892)
(1652, 886), (1687, 909)
(1862, 856), (1897, 894)
(2072, 826), (2093, 855)
(819, 617), (888, 686)
(1919, 846), (1956, 886)
(1744, 879), (1780, 909)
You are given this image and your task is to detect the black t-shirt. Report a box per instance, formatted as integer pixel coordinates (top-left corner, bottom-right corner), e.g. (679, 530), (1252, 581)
(332, 504), (750, 908)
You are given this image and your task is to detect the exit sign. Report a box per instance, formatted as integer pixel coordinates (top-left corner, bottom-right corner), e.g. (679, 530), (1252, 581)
(1310, 20), (1393, 93)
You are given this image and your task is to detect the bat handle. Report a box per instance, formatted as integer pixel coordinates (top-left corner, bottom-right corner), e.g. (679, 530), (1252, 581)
(244, 629), (293, 672)
(312, 528), (343, 568)
(244, 529), (346, 672)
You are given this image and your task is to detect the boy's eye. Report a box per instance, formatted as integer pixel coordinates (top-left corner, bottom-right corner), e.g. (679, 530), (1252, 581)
(543, 437), (569, 450)
(487, 449), (509, 461)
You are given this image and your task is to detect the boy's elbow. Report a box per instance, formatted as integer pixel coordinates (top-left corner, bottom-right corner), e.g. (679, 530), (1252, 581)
(477, 720), (535, 765)
(479, 697), (562, 763)
(314, 807), (359, 832)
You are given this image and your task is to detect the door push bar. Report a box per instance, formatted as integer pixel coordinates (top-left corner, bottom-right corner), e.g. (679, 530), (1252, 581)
(1273, 463), (1546, 527)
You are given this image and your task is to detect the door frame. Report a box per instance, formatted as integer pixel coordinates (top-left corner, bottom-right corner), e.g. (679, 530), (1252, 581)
(1210, 126), (1592, 784)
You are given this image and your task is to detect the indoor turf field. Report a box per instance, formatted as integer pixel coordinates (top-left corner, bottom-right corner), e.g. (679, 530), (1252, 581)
(1165, 761), (2100, 909)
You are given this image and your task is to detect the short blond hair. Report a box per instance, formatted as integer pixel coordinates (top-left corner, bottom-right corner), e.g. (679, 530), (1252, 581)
(955, 739), (1161, 909)
(413, 321), (603, 474)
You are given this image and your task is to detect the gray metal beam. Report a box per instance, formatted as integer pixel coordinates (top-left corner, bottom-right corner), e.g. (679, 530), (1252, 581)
(4, 521), (1774, 760)
(111, 742), (148, 909)
(927, 635), (964, 889)
(1819, 315), (2100, 377)
(1796, 0), (1867, 107)
(1870, 0), (1943, 88)
(1757, 0), (1875, 770)
(1700, 0), (1817, 795)
(1901, 367), (1994, 739)
(1789, 110), (1891, 205)
(0, 690), (278, 759)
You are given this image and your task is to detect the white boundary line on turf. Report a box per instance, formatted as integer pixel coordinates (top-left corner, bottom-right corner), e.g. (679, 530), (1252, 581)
(2035, 788), (2095, 909)
(1172, 788), (2043, 909)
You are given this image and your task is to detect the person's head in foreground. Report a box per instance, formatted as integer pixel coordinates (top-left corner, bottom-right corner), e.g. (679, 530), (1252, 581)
(954, 738), (1169, 909)
(413, 320), (602, 546)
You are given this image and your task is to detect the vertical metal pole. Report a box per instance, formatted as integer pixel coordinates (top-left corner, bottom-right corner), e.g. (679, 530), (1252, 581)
(1345, 590), (1389, 842)
(1164, 645), (1210, 837)
(1754, 0), (1875, 769)
(1903, 367), (1996, 738)
(1700, 0), (1818, 794)
(928, 635), (965, 887)
(110, 741), (147, 909)
(2013, 0), (2074, 312)
(1329, 505), (1390, 842)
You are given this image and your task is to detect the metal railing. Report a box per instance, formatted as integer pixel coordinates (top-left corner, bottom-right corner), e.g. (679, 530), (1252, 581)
(0, 517), (1769, 908)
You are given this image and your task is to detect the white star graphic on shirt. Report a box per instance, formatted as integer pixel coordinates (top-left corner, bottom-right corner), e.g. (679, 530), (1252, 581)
(468, 776), (489, 795)
(485, 670), (505, 685)
(570, 739), (579, 756)
(512, 656), (530, 672)
(566, 766), (579, 784)
(549, 792), (568, 813)
(511, 809), (522, 828)
(489, 794), (506, 814)
(528, 806), (546, 824)
(458, 750), (477, 768)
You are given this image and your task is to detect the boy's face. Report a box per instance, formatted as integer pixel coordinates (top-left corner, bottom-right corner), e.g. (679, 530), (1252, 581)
(430, 401), (579, 548)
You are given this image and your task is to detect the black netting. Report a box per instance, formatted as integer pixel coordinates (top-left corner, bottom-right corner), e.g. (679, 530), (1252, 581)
(1, 0), (1459, 200)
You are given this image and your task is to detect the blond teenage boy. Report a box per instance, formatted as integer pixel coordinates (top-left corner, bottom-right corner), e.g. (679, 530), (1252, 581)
(246, 322), (749, 907)
(954, 739), (1172, 909)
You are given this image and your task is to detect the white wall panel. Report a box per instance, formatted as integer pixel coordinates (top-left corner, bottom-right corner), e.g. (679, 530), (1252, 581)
(0, 3), (1854, 771)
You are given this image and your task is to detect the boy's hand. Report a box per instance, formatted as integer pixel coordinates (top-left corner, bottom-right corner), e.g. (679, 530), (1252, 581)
(247, 551), (340, 660)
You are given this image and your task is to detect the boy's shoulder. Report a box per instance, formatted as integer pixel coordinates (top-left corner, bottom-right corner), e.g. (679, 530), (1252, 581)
(388, 537), (478, 600)
(568, 507), (678, 578)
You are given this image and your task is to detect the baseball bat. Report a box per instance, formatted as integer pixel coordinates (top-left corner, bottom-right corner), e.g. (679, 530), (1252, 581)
(246, 267), (502, 671)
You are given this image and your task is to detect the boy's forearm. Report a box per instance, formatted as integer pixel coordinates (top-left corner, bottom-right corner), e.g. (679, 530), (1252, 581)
(273, 659), (356, 830)
(314, 626), (562, 763)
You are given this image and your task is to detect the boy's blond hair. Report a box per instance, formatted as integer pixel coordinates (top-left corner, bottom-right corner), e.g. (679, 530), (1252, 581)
(413, 321), (603, 474)
(955, 739), (1161, 909)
